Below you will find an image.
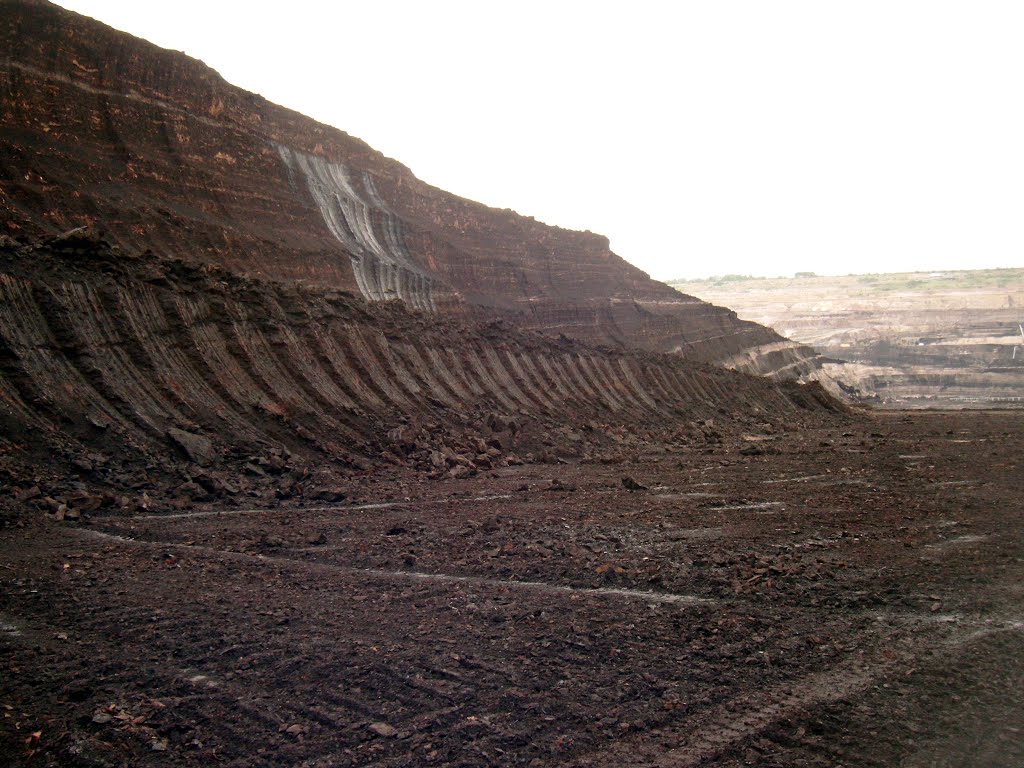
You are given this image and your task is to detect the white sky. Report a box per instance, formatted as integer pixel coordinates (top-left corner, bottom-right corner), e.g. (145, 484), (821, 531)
(53, 1), (1024, 279)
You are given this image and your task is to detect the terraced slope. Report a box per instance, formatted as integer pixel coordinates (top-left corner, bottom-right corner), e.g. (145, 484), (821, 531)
(0, 0), (820, 377)
(670, 270), (1024, 407)
(0, 233), (839, 510)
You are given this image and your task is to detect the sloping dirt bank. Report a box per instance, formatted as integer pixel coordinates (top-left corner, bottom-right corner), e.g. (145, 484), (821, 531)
(0, 232), (840, 521)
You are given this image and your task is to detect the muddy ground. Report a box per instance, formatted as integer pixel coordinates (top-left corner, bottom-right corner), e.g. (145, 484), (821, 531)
(2, 409), (1022, 767)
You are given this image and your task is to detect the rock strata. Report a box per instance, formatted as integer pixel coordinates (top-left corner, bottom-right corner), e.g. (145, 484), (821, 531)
(0, 0), (820, 377)
(0, 234), (840, 515)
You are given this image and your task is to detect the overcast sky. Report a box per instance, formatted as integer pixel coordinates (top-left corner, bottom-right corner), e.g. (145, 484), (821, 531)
(53, 1), (1024, 279)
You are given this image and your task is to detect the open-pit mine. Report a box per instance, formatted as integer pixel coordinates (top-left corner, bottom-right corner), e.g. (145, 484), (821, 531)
(1, 2), (1022, 766)
(670, 271), (1024, 409)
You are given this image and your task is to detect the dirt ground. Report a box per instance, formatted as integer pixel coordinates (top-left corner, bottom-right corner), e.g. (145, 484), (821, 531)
(2, 409), (1022, 767)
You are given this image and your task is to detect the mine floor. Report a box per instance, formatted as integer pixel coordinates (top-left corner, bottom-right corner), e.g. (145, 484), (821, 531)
(2, 410), (1023, 766)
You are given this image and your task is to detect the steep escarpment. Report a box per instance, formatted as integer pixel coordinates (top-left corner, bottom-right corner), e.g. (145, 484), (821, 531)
(0, 0), (819, 376)
(0, 233), (840, 514)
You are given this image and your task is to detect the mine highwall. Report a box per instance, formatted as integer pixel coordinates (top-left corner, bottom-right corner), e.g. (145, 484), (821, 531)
(0, 241), (839, 475)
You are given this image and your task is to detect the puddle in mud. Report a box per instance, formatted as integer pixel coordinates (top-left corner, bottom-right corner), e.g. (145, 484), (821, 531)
(763, 474), (830, 484)
(926, 534), (991, 549)
(127, 494), (514, 522)
(69, 528), (717, 608)
(655, 492), (716, 500)
(873, 610), (963, 626)
(0, 614), (23, 637)
(662, 527), (723, 541)
(705, 501), (784, 512)
(183, 671), (220, 688)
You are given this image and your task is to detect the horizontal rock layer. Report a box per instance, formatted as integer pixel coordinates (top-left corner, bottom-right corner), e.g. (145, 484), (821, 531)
(0, 0), (820, 377)
(669, 273), (1024, 408)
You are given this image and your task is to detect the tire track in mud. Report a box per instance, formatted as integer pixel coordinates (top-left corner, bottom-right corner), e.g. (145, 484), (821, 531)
(67, 527), (716, 608)
(0, 514), (744, 765)
(123, 494), (513, 521)
(61, 495), (1024, 768)
(569, 618), (1024, 768)
(574, 658), (882, 767)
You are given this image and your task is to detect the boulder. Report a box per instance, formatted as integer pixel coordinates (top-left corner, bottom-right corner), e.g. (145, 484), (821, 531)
(166, 428), (216, 466)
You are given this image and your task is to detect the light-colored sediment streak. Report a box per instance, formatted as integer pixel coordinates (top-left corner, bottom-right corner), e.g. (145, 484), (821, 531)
(70, 528), (714, 607)
(277, 145), (435, 311)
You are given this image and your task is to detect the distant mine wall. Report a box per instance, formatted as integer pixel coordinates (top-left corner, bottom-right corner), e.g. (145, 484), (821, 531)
(822, 352), (1024, 408)
(0, 236), (839, 494)
(0, 0), (821, 379)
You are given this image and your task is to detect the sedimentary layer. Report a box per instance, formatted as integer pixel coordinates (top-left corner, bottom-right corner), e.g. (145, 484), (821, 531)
(669, 273), (1024, 408)
(0, 0), (820, 377)
(0, 233), (840, 508)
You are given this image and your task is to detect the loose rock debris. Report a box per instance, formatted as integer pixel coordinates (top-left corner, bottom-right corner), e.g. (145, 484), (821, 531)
(2, 411), (1023, 766)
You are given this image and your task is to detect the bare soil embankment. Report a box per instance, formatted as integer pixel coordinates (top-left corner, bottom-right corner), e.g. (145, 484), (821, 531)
(0, 232), (839, 522)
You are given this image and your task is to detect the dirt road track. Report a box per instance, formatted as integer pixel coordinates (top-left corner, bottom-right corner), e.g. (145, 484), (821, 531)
(2, 411), (1022, 766)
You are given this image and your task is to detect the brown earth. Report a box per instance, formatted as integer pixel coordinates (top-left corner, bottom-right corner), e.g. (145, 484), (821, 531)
(2, 409), (1022, 767)
(0, 3), (1021, 767)
(0, 0), (819, 377)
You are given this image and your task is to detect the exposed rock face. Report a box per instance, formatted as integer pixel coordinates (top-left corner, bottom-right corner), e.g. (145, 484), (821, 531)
(0, 234), (840, 504)
(819, 333), (1024, 408)
(166, 428), (216, 467)
(0, 0), (820, 377)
